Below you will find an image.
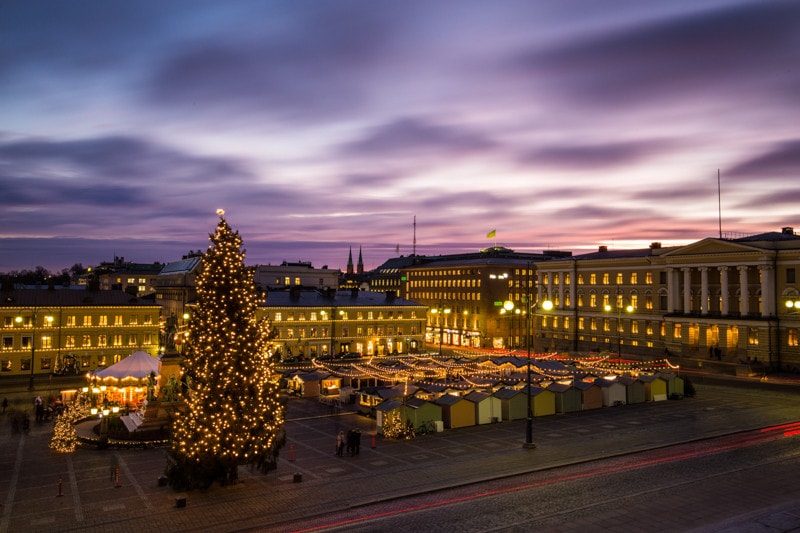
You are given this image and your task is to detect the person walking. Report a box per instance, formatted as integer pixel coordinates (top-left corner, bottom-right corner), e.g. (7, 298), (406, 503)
(346, 429), (355, 456)
(335, 431), (345, 456)
(34, 395), (44, 422)
(354, 428), (361, 456)
(2, 397), (7, 415)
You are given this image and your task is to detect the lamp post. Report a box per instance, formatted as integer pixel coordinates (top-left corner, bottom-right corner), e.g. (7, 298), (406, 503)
(502, 296), (552, 447)
(604, 291), (634, 360)
(430, 306), (451, 356)
(15, 308), (53, 391)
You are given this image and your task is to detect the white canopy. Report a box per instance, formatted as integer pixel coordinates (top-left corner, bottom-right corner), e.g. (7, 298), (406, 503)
(93, 350), (161, 380)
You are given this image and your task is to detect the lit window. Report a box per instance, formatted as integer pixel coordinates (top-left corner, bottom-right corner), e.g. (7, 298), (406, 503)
(674, 324), (682, 339)
(83, 316), (92, 326)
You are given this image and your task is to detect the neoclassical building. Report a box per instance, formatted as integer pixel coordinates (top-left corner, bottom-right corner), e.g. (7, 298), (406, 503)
(532, 228), (800, 370)
(0, 289), (161, 380)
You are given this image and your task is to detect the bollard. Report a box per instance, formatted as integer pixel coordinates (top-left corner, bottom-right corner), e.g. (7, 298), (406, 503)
(57, 477), (63, 497)
(371, 433), (376, 449)
(293, 472), (302, 483)
(289, 443), (295, 461)
(114, 467), (121, 488)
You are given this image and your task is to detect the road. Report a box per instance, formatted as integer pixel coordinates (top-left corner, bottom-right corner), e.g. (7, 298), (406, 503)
(1, 380), (800, 532)
(285, 424), (800, 532)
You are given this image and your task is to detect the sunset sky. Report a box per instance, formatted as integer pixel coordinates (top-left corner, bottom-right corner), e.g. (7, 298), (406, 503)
(2, 1), (799, 273)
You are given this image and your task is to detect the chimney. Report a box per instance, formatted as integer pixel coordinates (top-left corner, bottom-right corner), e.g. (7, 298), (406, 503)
(598, 245), (608, 253)
(782, 227), (794, 235)
(650, 242), (662, 249)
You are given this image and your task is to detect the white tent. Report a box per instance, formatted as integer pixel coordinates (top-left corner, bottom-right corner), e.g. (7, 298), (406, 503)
(93, 350), (161, 380)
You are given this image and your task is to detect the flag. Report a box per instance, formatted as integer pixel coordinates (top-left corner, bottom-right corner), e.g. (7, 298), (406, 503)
(486, 229), (496, 239)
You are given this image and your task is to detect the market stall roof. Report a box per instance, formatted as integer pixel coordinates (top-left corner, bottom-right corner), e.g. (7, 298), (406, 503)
(93, 350), (161, 380)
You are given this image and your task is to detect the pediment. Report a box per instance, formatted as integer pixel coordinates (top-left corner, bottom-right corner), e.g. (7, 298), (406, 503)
(662, 238), (767, 258)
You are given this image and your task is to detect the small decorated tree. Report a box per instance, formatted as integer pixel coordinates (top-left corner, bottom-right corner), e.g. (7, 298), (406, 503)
(50, 391), (91, 453)
(167, 210), (284, 489)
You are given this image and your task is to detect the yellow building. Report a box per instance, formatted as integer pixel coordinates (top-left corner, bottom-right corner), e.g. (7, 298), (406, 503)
(0, 289), (161, 382)
(260, 288), (427, 359)
(534, 227), (800, 371)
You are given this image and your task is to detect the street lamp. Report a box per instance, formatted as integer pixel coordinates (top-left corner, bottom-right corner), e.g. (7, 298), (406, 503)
(430, 306), (451, 356)
(15, 308), (53, 391)
(604, 293), (634, 360)
(503, 297), (552, 448)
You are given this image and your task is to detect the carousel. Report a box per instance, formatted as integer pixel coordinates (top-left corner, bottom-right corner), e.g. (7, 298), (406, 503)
(86, 350), (162, 409)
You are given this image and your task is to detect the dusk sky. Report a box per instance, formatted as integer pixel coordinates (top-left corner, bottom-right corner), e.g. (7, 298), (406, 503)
(2, 1), (799, 273)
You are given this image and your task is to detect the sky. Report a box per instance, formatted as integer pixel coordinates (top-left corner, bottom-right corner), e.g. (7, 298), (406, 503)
(2, 0), (799, 273)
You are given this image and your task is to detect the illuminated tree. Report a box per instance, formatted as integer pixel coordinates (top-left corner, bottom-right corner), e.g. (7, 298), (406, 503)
(50, 391), (90, 454)
(167, 211), (284, 488)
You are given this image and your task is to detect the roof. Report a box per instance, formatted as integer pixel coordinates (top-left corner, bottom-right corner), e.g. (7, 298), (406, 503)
(263, 288), (425, 308)
(375, 399), (403, 412)
(492, 387), (523, 400)
(0, 289), (160, 308)
(434, 394), (467, 406)
(159, 256), (202, 275)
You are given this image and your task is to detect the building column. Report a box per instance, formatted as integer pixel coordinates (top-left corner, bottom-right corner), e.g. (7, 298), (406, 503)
(699, 267), (709, 315)
(547, 274), (554, 305)
(558, 271), (566, 309)
(536, 271), (544, 303)
(568, 271), (576, 310)
(760, 264), (775, 317)
(738, 266), (750, 316)
(682, 267), (692, 314)
(719, 266), (730, 316)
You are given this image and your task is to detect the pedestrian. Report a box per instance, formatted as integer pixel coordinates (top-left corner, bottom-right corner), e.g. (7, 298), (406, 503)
(346, 429), (355, 456)
(34, 395), (44, 422)
(336, 431), (344, 457)
(2, 397), (7, 414)
(354, 428), (361, 456)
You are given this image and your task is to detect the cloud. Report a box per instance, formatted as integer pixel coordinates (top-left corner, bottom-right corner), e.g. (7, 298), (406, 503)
(517, 139), (679, 169)
(727, 140), (800, 179)
(511, 1), (800, 109)
(337, 117), (497, 159)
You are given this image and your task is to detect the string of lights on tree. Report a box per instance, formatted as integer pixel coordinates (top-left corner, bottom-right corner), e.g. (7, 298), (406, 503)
(167, 210), (285, 488)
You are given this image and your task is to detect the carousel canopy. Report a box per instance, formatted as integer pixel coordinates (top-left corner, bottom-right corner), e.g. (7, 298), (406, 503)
(93, 350), (161, 380)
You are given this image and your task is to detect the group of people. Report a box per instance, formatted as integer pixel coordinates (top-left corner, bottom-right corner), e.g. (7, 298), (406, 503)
(335, 428), (362, 457)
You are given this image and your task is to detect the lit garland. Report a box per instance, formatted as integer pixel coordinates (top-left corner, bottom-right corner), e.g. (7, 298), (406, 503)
(168, 213), (285, 487)
(50, 390), (92, 453)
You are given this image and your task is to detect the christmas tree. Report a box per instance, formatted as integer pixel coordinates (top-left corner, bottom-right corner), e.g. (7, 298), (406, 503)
(167, 210), (284, 488)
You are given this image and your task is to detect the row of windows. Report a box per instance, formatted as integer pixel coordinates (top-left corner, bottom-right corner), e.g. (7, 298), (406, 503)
(408, 279), (482, 288)
(1, 352), (132, 372)
(2, 314), (154, 327)
(270, 310), (417, 321)
(276, 325), (417, 339)
(1, 333), (154, 350)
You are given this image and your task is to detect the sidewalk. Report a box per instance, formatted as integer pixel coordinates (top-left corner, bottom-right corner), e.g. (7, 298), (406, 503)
(1, 380), (799, 532)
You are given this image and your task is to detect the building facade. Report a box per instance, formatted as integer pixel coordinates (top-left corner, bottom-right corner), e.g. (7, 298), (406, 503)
(534, 228), (800, 371)
(260, 288), (427, 359)
(0, 289), (161, 379)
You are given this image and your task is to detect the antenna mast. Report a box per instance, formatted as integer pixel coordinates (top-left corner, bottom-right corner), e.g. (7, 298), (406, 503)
(413, 215), (417, 256)
(717, 169), (722, 238)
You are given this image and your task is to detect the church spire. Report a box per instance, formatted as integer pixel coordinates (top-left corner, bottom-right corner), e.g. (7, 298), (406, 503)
(347, 246), (354, 275)
(357, 246), (364, 274)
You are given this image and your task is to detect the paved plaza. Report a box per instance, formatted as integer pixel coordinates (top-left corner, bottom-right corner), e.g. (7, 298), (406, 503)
(1, 375), (800, 532)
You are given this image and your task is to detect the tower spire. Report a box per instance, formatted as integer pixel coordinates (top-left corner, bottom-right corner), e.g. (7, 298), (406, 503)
(346, 246), (354, 275)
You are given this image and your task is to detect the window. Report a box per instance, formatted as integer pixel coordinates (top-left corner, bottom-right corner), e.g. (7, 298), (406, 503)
(82, 335), (91, 347)
(590, 318), (597, 331)
(2, 337), (12, 350)
(66, 335), (75, 348)
(590, 273), (597, 285)
(616, 273), (623, 285)
(646, 272), (653, 284)
(602, 273), (609, 285)
(1, 359), (11, 371)
(144, 315), (153, 325)
(113, 334), (123, 346)
(788, 328), (798, 347)
(40, 357), (51, 370)
(21, 336), (31, 349)
(98, 315), (108, 326)
(788, 268), (796, 284)
(590, 293), (597, 308)
(659, 271), (667, 284)
(114, 315), (123, 326)
(67, 315), (76, 327)
(128, 334), (137, 346)
(631, 321), (639, 334)
(41, 336), (52, 349)
(748, 328), (759, 346)
(4, 317), (12, 327)
(631, 272), (638, 284)
(83, 315), (92, 326)
(674, 324), (682, 339)
(98, 335), (107, 347)
(129, 315), (138, 325)
(20, 358), (31, 371)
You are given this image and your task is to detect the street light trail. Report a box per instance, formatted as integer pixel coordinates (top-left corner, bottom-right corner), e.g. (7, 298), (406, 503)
(289, 422), (800, 533)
